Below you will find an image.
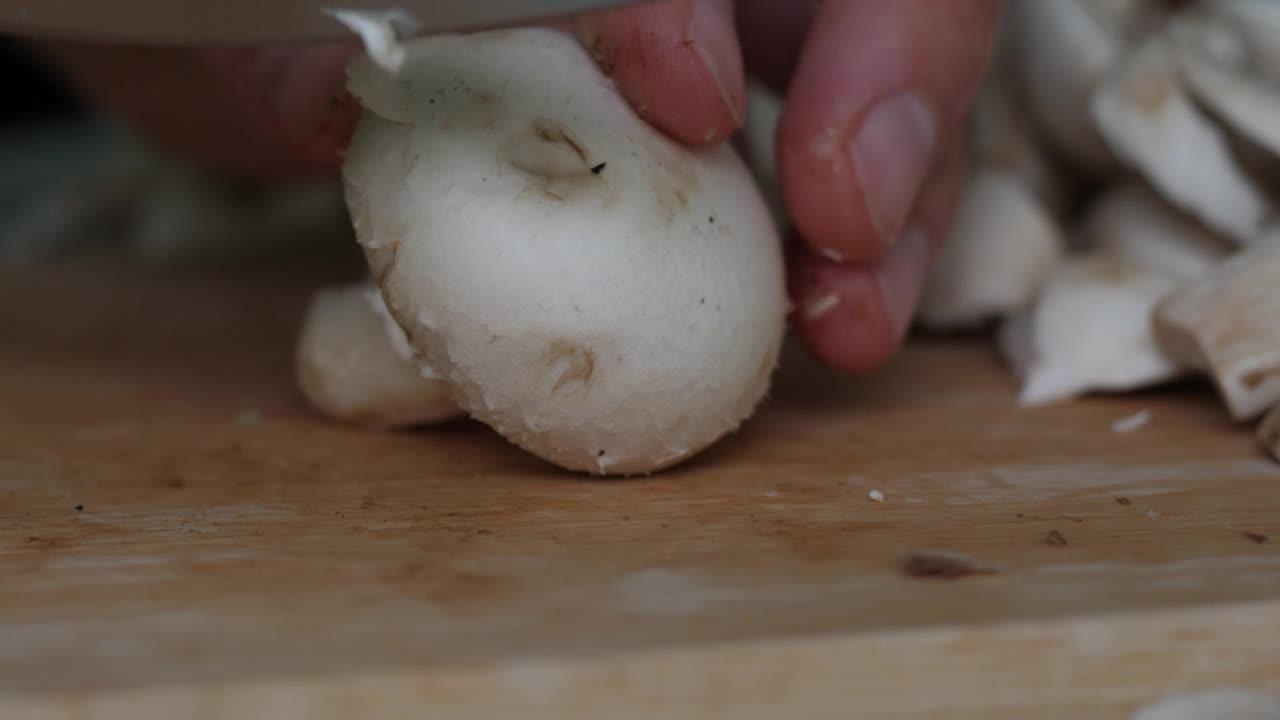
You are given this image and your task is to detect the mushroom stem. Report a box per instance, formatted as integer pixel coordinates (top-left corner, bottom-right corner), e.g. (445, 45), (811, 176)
(296, 282), (461, 429)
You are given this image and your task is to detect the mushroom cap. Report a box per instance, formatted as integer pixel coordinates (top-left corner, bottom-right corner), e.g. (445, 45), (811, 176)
(296, 282), (461, 429)
(342, 29), (788, 475)
(918, 170), (1064, 330)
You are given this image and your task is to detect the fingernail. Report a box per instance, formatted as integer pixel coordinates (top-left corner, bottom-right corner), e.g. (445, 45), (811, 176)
(688, 0), (744, 127)
(850, 92), (936, 247)
(256, 45), (359, 135)
(875, 225), (929, 342)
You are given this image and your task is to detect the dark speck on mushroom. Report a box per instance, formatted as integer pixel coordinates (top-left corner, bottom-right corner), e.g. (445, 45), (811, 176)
(597, 449), (606, 457)
(590, 162), (606, 175)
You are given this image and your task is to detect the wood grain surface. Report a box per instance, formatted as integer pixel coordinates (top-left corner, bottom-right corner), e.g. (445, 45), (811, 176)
(1, 261), (1278, 718)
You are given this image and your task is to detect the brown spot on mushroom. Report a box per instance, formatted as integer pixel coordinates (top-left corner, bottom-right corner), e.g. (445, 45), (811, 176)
(1241, 364), (1280, 390)
(532, 118), (589, 165)
(363, 233), (402, 285)
(504, 118), (612, 204)
(1131, 66), (1171, 117)
(542, 340), (597, 393)
(647, 144), (700, 223)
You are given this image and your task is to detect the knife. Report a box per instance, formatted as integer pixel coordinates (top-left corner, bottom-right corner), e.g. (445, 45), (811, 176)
(0, 0), (649, 45)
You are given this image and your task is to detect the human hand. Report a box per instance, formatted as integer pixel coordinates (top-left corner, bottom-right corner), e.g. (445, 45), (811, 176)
(34, 0), (1001, 371)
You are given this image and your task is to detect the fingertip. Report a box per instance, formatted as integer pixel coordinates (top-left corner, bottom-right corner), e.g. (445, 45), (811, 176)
(576, 0), (744, 145)
(788, 244), (900, 374)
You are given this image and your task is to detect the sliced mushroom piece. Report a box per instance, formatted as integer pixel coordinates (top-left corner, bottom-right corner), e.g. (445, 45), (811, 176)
(1091, 38), (1276, 245)
(1008, 0), (1146, 174)
(999, 253), (1189, 407)
(1154, 234), (1280, 421)
(1164, 10), (1251, 71)
(969, 74), (1072, 214)
(1210, 0), (1280, 82)
(296, 282), (462, 429)
(1079, 181), (1232, 279)
(917, 170), (1064, 330)
(1261, 403), (1280, 462)
(1176, 51), (1280, 161)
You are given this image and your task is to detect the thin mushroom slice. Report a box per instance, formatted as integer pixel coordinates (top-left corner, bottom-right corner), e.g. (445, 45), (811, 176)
(969, 75), (1071, 214)
(1008, 0), (1149, 174)
(1154, 234), (1280, 421)
(1210, 0), (1280, 82)
(999, 253), (1188, 407)
(1079, 181), (1232, 279)
(1000, 181), (1229, 406)
(1092, 37), (1276, 245)
(917, 170), (1064, 330)
(1176, 51), (1280, 162)
(341, 29), (788, 475)
(742, 78), (787, 230)
(1261, 404), (1280, 462)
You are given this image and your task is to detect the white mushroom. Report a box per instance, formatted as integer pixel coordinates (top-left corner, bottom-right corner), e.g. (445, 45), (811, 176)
(341, 29), (788, 475)
(296, 282), (461, 429)
(1130, 687), (1280, 720)
(917, 170), (1064, 330)
(1154, 233), (1280, 421)
(1091, 37), (1276, 245)
(1007, 0), (1144, 174)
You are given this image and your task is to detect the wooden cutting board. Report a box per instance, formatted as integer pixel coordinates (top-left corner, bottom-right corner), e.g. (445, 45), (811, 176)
(1, 261), (1278, 719)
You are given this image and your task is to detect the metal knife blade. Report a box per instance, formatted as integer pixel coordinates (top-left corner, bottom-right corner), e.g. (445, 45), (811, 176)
(0, 0), (648, 45)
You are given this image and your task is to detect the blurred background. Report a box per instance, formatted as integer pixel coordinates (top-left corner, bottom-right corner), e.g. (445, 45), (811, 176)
(0, 38), (354, 265)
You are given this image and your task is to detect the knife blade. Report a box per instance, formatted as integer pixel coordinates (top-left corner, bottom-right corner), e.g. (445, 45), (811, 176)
(0, 0), (648, 45)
